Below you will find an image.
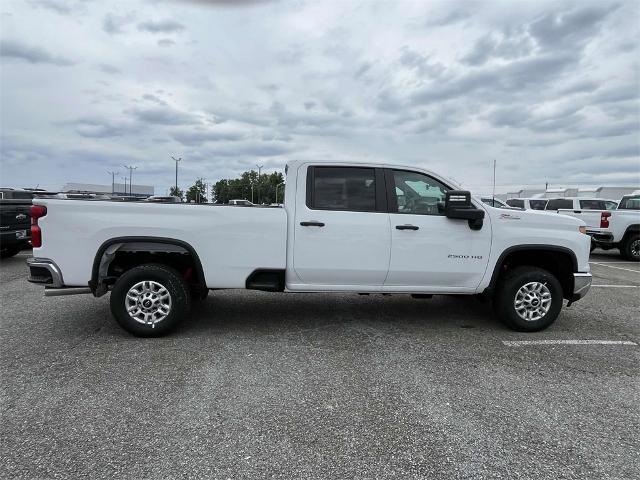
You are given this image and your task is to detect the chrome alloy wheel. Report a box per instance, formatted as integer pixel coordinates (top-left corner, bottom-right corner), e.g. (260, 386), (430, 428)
(514, 281), (552, 322)
(125, 280), (172, 328)
(631, 239), (640, 259)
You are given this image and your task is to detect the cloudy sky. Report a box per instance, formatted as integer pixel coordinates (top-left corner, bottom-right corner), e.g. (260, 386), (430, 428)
(1, 0), (638, 195)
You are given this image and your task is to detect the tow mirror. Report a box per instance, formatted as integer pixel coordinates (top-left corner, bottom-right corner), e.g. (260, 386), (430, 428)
(445, 190), (485, 230)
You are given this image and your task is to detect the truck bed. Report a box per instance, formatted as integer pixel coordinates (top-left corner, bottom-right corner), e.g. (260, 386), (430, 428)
(33, 199), (287, 288)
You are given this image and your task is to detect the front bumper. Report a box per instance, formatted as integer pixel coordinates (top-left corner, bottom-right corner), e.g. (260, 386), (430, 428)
(571, 272), (592, 302)
(27, 257), (64, 287)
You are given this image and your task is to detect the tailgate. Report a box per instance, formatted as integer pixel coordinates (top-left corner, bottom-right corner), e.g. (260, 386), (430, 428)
(0, 201), (31, 232)
(556, 209), (602, 229)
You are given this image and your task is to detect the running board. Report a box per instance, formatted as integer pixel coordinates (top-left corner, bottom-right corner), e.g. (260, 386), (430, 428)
(44, 287), (92, 297)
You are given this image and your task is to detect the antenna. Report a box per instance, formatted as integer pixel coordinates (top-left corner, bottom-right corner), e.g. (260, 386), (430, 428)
(492, 159), (496, 203)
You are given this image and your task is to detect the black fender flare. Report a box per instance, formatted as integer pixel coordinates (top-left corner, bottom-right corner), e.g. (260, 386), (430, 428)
(89, 236), (206, 292)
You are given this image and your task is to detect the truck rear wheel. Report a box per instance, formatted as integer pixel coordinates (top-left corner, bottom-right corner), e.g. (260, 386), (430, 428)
(494, 266), (563, 332)
(621, 234), (640, 261)
(110, 264), (191, 337)
(1, 246), (21, 259)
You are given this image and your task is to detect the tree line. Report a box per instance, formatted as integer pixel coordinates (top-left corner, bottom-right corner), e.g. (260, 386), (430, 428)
(169, 170), (285, 204)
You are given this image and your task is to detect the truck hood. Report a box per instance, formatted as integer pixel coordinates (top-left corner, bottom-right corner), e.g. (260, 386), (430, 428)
(484, 205), (585, 230)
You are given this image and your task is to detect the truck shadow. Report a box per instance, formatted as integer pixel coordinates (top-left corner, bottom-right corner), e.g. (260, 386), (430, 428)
(180, 291), (501, 335)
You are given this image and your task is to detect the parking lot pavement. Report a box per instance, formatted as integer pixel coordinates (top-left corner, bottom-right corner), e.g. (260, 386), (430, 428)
(1, 253), (639, 480)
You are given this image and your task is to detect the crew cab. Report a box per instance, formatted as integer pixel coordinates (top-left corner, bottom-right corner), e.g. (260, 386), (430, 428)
(587, 194), (640, 260)
(27, 161), (592, 336)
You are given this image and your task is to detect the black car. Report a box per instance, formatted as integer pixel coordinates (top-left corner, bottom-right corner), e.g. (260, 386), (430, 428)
(0, 189), (33, 258)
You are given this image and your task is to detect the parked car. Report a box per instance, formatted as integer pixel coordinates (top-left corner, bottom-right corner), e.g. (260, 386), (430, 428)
(587, 194), (640, 260)
(228, 199), (254, 206)
(481, 197), (509, 208)
(144, 196), (182, 203)
(545, 197), (620, 232)
(505, 198), (548, 210)
(27, 161), (591, 336)
(0, 189), (33, 258)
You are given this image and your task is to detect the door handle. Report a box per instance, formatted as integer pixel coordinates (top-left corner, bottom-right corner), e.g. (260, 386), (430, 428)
(396, 224), (419, 230)
(300, 221), (325, 227)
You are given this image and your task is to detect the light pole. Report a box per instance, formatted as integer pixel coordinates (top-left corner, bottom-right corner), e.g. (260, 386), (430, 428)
(256, 164), (263, 204)
(122, 165), (137, 196)
(107, 170), (118, 194)
(275, 182), (285, 205)
(120, 176), (128, 195)
(171, 156), (181, 193)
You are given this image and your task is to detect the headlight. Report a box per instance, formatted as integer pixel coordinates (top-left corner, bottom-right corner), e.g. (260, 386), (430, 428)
(579, 226), (587, 234)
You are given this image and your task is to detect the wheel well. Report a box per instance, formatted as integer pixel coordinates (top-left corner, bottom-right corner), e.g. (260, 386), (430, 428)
(90, 238), (206, 296)
(489, 248), (576, 300)
(622, 225), (640, 244)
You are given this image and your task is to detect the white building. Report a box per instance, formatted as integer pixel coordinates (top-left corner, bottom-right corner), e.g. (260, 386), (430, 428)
(62, 182), (154, 197)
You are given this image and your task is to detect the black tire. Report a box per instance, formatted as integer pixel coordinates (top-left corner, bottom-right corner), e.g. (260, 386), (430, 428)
(590, 242), (596, 253)
(0, 246), (21, 259)
(494, 266), (563, 332)
(621, 234), (640, 262)
(110, 264), (191, 337)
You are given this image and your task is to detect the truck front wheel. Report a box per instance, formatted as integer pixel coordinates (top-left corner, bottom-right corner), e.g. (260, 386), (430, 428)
(494, 266), (563, 332)
(110, 264), (191, 337)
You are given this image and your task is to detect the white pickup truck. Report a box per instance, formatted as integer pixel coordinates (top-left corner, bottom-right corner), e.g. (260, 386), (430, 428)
(587, 194), (640, 260)
(545, 197), (617, 232)
(27, 161), (592, 336)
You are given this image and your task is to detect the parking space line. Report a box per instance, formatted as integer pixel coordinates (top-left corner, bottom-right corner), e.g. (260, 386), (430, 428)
(592, 285), (639, 288)
(590, 262), (640, 274)
(590, 261), (640, 264)
(503, 340), (637, 347)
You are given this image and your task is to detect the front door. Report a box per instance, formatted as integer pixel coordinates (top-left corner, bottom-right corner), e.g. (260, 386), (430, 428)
(291, 165), (391, 288)
(384, 169), (491, 291)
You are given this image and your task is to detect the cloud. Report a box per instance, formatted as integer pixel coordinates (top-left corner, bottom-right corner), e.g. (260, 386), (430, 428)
(529, 5), (617, 51)
(128, 106), (199, 126)
(137, 19), (185, 34)
(171, 128), (246, 146)
(0, 39), (74, 65)
(28, 0), (73, 15)
(72, 118), (138, 138)
(157, 38), (176, 47)
(103, 12), (136, 34)
(97, 63), (121, 74)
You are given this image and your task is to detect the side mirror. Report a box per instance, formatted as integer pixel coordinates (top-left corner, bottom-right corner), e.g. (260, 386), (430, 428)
(445, 190), (485, 230)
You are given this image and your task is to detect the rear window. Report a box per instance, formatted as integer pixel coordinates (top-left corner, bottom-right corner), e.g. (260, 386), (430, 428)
(546, 199), (573, 210)
(618, 196), (640, 210)
(529, 200), (547, 210)
(506, 199), (524, 208)
(579, 200), (607, 210)
(307, 166), (377, 211)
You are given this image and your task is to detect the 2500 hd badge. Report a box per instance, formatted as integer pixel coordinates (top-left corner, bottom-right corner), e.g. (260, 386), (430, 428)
(448, 254), (484, 259)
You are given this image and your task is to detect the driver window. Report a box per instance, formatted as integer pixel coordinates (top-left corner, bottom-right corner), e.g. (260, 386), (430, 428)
(392, 170), (449, 216)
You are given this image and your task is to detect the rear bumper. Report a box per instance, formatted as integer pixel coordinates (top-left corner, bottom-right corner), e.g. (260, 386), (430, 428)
(27, 257), (64, 287)
(586, 229), (614, 245)
(571, 272), (592, 302)
(1, 230), (31, 247)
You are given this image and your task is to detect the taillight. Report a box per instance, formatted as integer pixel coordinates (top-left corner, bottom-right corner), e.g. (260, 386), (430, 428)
(31, 205), (47, 247)
(600, 211), (611, 228)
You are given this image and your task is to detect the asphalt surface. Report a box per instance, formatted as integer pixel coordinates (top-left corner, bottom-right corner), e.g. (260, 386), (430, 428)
(1, 249), (639, 479)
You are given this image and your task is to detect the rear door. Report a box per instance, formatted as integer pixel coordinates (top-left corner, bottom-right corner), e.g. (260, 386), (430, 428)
(292, 165), (391, 287)
(384, 169), (491, 290)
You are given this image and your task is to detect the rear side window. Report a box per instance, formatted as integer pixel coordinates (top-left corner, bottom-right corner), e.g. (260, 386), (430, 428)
(546, 199), (572, 210)
(506, 199), (524, 208)
(579, 200), (607, 210)
(529, 200), (547, 210)
(307, 167), (377, 211)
